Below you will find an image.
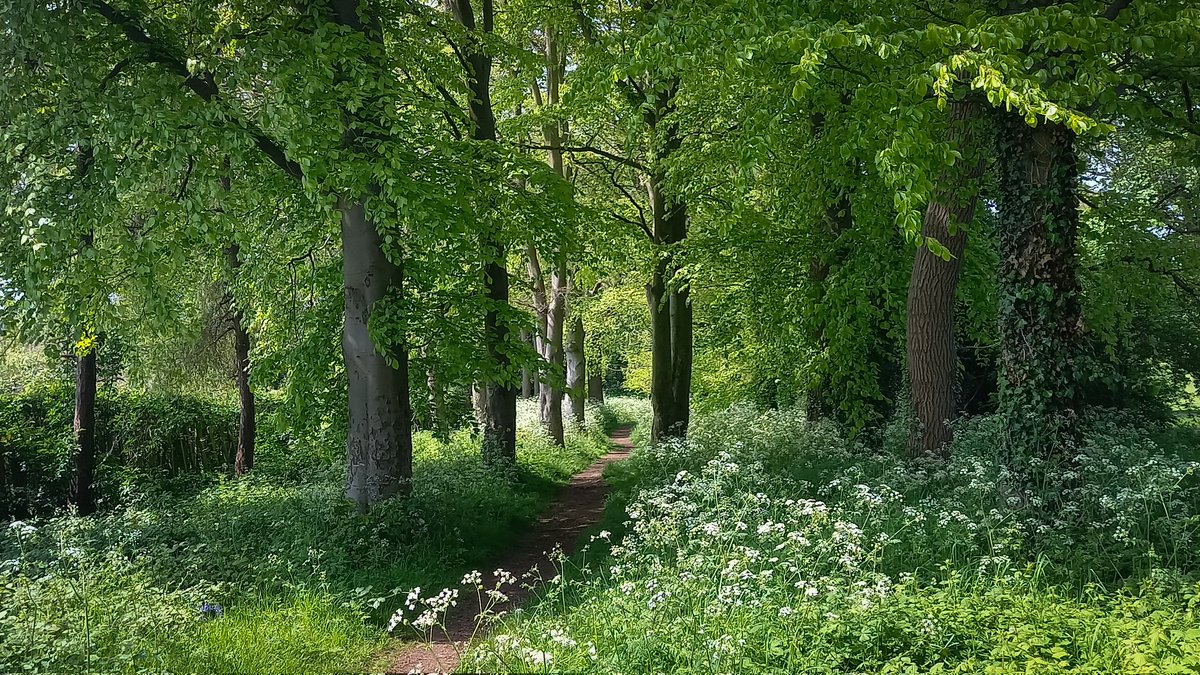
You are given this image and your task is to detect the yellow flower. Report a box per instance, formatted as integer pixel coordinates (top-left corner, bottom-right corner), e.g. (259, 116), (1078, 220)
(75, 334), (96, 356)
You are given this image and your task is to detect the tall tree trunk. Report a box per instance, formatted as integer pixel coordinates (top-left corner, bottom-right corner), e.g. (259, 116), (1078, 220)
(219, 161), (256, 476)
(519, 328), (534, 398)
(340, 198), (412, 512)
(906, 97), (986, 456)
(328, 0), (413, 511)
(527, 245), (564, 444)
(669, 276), (692, 430)
(646, 253), (674, 439)
(448, 0), (516, 463)
(70, 146), (98, 516)
(226, 244), (256, 476)
(645, 163), (691, 442)
(995, 114), (1084, 460)
(543, 260), (567, 444)
(471, 381), (488, 429)
(70, 335), (97, 516)
(481, 259), (516, 463)
(528, 23), (573, 443)
(805, 189), (852, 423)
(566, 315), (586, 423)
(588, 365), (604, 403)
(427, 362), (447, 438)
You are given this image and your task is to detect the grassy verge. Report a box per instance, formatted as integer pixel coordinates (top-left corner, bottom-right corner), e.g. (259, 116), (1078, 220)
(0, 397), (645, 674)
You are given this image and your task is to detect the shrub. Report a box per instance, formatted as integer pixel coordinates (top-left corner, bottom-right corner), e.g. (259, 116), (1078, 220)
(0, 384), (292, 518)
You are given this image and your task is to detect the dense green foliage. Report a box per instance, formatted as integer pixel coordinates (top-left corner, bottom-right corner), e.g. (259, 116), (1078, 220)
(0, 398), (643, 673)
(0, 384), (262, 517)
(2, 0), (1200, 672)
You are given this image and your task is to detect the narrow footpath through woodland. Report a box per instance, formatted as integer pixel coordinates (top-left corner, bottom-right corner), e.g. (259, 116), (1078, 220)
(384, 424), (636, 673)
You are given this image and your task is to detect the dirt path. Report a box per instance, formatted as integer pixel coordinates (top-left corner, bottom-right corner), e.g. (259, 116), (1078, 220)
(383, 425), (635, 674)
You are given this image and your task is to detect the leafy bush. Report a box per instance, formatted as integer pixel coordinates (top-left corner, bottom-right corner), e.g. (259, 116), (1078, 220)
(0, 384), (288, 518)
(465, 404), (1200, 674)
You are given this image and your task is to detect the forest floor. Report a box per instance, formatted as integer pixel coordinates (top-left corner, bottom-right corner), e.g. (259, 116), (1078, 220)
(380, 424), (635, 673)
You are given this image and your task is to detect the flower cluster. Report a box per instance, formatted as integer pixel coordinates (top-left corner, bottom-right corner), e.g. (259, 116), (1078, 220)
(197, 602), (223, 620)
(466, 404), (1200, 673)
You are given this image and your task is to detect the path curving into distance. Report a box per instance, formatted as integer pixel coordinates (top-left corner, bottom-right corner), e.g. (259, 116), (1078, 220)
(384, 424), (635, 674)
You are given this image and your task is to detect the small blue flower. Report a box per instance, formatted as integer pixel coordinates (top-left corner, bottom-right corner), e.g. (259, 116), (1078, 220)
(198, 602), (224, 620)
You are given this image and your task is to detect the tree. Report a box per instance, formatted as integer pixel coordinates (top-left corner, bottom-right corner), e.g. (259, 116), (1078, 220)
(906, 96), (988, 456)
(0, 0), (457, 510)
(445, 0), (520, 464)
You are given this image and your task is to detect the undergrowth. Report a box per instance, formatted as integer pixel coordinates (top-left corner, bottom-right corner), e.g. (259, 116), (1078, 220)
(0, 397), (644, 674)
(460, 404), (1200, 674)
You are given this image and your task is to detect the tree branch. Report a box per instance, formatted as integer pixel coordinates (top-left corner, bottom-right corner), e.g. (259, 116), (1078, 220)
(576, 158), (650, 235)
(612, 211), (653, 239)
(1103, 0), (1135, 21)
(518, 143), (646, 171)
(85, 0), (303, 180)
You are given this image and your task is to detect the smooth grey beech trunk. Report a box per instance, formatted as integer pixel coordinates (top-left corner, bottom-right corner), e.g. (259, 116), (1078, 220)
(340, 198), (411, 513)
(327, 0), (412, 511)
(542, 260), (567, 443)
(566, 315), (586, 424)
(527, 244), (565, 445)
(527, 24), (572, 445)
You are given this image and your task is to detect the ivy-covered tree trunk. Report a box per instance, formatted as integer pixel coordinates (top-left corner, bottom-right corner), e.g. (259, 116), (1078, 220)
(906, 97), (986, 457)
(449, 0), (516, 463)
(226, 244), (256, 476)
(340, 198), (412, 513)
(566, 315), (586, 423)
(995, 114), (1085, 459)
(70, 337), (98, 516)
(805, 190), (852, 423)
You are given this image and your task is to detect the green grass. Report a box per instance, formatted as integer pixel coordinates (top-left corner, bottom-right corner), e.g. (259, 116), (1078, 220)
(159, 591), (384, 674)
(0, 397), (648, 674)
